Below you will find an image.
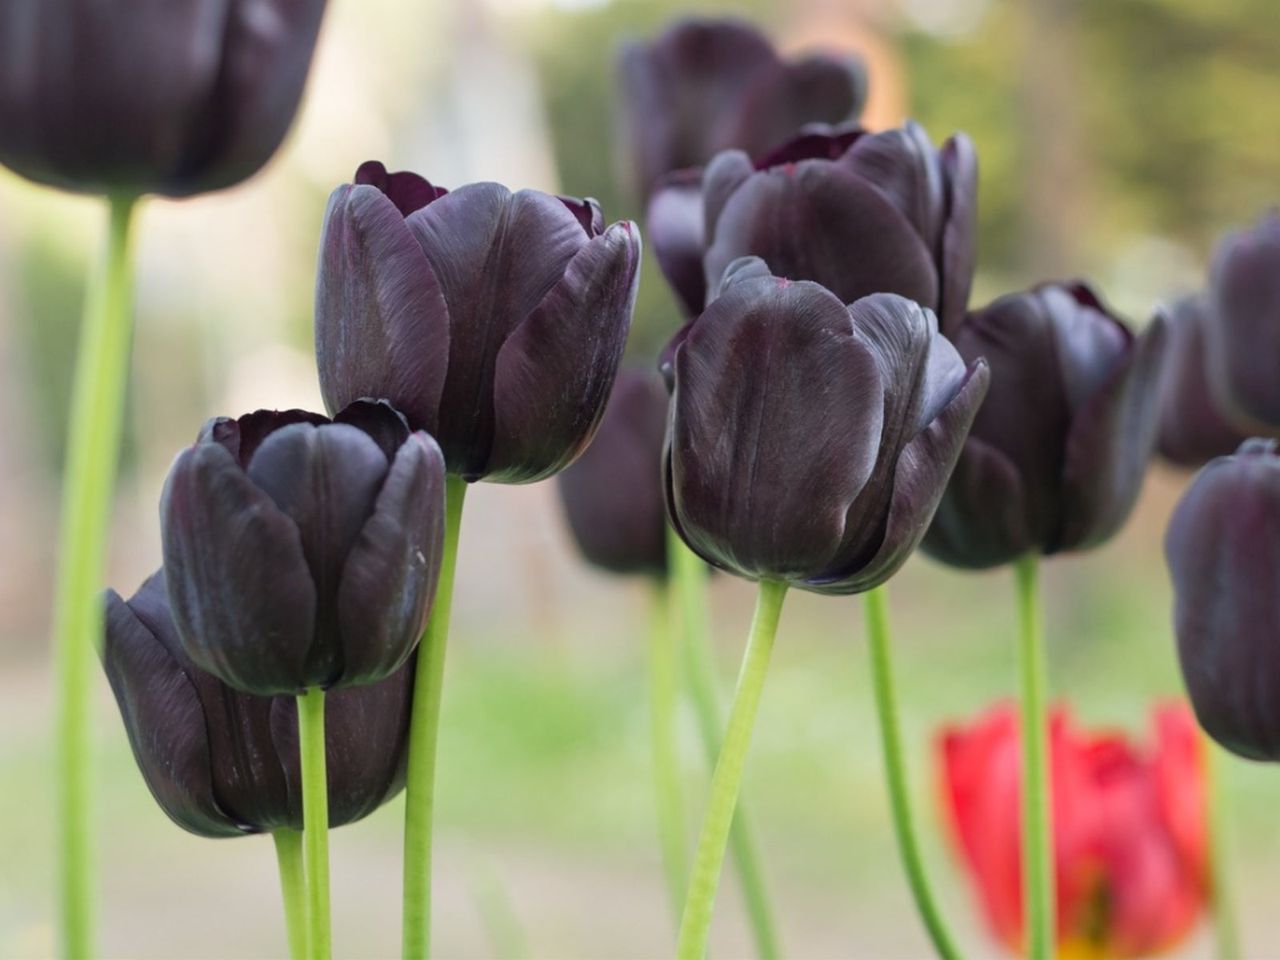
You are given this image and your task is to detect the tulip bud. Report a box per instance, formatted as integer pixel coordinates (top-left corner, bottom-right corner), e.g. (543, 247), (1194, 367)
(664, 260), (988, 593)
(0, 0), (327, 197)
(104, 571), (413, 837)
(923, 282), (1167, 569)
(1166, 438), (1280, 760)
(616, 17), (866, 199)
(315, 161), (642, 483)
(160, 400), (445, 696)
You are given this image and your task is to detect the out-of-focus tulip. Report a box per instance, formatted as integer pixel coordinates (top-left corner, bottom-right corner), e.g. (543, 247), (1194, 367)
(1206, 212), (1280, 429)
(160, 401), (445, 696)
(104, 571), (414, 838)
(557, 368), (669, 577)
(924, 282), (1167, 569)
(0, 0), (327, 197)
(647, 123), (977, 323)
(664, 259), (988, 593)
(940, 702), (1208, 958)
(315, 161), (642, 483)
(1167, 437), (1280, 760)
(616, 17), (866, 199)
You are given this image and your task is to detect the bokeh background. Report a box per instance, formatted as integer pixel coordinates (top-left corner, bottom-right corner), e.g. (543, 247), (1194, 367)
(2, 0), (1279, 956)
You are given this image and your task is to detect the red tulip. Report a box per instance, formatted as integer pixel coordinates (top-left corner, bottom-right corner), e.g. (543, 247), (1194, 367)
(939, 702), (1208, 958)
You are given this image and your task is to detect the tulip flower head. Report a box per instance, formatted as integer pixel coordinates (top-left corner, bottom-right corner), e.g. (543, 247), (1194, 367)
(315, 161), (642, 483)
(105, 571), (414, 837)
(663, 259), (988, 594)
(940, 702), (1208, 958)
(160, 401), (446, 696)
(0, 0), (328, 197)
(924, 282), (1168, 569)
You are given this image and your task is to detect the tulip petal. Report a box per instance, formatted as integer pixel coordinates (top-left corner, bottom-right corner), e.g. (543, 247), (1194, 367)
(647, 168), (708, 316)
(839, 122), (944, 252)
(199, 408), (329, 468)
(728, 54), (867, 157)
(923, 434), (1031, 569)
(938, 133), (978, 338)
(331, 398), (412, 461)
(701, 149), (756, 239)
(354, 160), (447, 216)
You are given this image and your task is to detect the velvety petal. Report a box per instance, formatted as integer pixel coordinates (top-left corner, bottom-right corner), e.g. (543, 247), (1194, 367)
(647, 168), (707, 316)
(559, 195), (605, 237)
(938, 133), (978, 338)
(922, 434), (1031, 569)
(331, 398), (412, 462)
(354, 160), (447, 216)
(712, 255), (775, 299)
(700, 149), (755, 244)
(315, 181), (451, 434)
(1046, 282), (1131, 412)
(161, 442), (316, 695)
(839, 122), (944, 252)
(753, 124), (864, 168)
(486, 221), (641, 483)
(199, 408), (329, 468)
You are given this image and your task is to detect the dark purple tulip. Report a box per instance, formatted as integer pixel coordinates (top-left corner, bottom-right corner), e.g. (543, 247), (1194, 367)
(1166, 438), (1280, 761)
(105, 571), (413, 837)
(1206, 212), (1280, 429)
(0, 0), (327, 197)
(923, 282), (1167, 569)
(664, 259), (989, 593)
(315, 161), (642, 483)
(1156, 294), (1253, 467)
(557, 368), (669, 576)
(616, 17), (867, 198)
(160, 400), (445, 696)
(648, 122), (977, 326)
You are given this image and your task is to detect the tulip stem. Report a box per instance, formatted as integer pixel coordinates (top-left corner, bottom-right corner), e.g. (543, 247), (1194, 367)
(1014, 555), (1053, 960)
(273, 830), (308, 960)
(52, 191), (138, 960)
(402, 474), (467, 960)
(669, 533), (780, 960)
(1205, 736), (1241, 960)
(865, 585), (965, 960)
(297, 690), (331, 960)
(650, 578), (688, 923)
(676, 578), (787, 960)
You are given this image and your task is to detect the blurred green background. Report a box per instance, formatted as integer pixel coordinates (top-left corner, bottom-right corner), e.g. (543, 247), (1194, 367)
(1, 0), (1278, 956)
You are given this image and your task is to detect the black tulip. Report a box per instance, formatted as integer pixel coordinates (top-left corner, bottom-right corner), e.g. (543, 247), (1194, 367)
(924, 282), (1167, 569)
(557, 368), (670, 577)
(1167, 438), (1280, 761)
(160, 400), (445, 696)
(104, 571), (413, 837)
(665, 259), (988, 593)
(315, 161), (642, 483)
(0, 0), (327, 197)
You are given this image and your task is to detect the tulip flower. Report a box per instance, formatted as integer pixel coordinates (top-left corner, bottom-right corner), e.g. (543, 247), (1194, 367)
(616, 17), (866, 199)
(0, 0), (328, 197)
(940, 702), (1208, 958)
(315, 160), (642, 483)
(160, 400), (446, 696)
(923, 281), (1167, 569)
(647, 123), (977, 323)
(104, 570), (414, 837)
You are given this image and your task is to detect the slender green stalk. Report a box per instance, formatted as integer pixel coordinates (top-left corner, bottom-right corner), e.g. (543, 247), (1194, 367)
(52, 193), (138, 959)
(402, 474), (467, 959)
(864, 585), (964, 960)
(1205, 736), (1240, 960)
(1014, 555), (1053, 960)
(274, 830), (308, 960)
(676, 579), (787, 960)
(669, 533), (780, 959)
(650, 578), (687, 922)
(298, 690), (331, 960)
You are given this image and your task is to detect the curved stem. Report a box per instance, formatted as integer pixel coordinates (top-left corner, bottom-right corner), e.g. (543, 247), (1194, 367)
(669, 533), (780, 960)
(1014, 555), (1053, 960)
(53, 192), (138, 960)
(676, 579), (787, 960)
(864, 585), (964, 960)
(1205, 736), (1240, 960)
(650, 578), (687, 922)
(298, 690), (331, 960)
(402, 474), (467, 959)
(273, 830), (308, 960)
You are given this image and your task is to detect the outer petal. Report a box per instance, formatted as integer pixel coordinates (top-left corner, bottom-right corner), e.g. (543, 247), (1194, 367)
(922, 434), (1031, 570)
(354, 160), (447, 216)
(838, 122), (944, 251)
(485, 221), (641, 483)
(938, 133), (979, 338)
(161, 442), (316, 695)
(701, 149), (757, 241)
(199, 408), (329, 468)
(647, 169), (708, 316)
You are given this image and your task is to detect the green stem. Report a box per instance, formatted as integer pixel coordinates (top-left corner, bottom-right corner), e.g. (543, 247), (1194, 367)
(650, 578), (688, 923)
(273, 830), (308, 960)
(1014, 555), (1053, 960)
(52, 192), (138, 960)
(1205, 736), (1240, 960)
(864, 585), (964, 960)
(669, 533), (780, 960)
(402, 474), (467, 959)
(298, 690), (331, 960)
(676, 579), (787, 960)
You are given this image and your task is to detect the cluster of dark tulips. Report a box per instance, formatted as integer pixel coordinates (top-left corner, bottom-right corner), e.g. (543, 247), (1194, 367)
(5, 4), (1280, 959)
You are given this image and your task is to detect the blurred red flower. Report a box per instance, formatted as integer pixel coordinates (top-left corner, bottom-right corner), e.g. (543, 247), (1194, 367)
(939, 702), (1208, 957)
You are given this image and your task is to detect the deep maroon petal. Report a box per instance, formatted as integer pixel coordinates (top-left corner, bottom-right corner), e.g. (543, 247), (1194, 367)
(839, 122), (944, 252)
(354, 160), (447, 216)
(753, 124), (864, 168)
(726, 53), (866, 160)
(701, 149), (754, 243)
(199, 408), (329, 469)
(647, 168), (708, 316)
(938, 133), (978, 338)
(331, 399), (412, 462)
(559, 195), (605, 236)
(922, 434), (1032, 570)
